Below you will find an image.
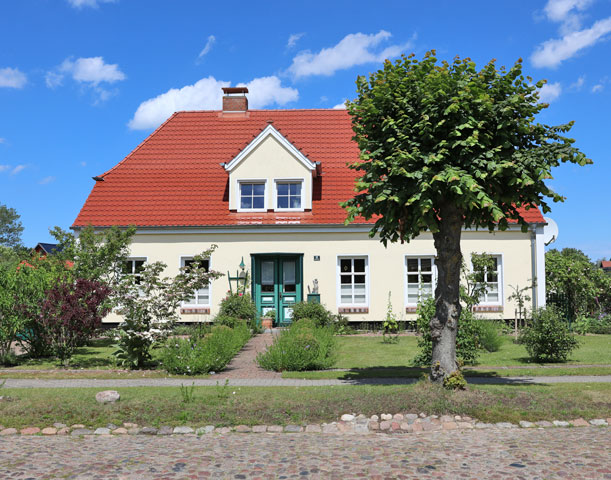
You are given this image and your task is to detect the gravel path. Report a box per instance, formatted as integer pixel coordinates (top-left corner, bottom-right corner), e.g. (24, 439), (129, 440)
(2, 375), (610, 388)
(0, 427), (608, 479)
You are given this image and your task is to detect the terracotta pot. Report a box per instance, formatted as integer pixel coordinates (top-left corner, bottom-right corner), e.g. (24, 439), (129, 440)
(261, 318), (273, 329)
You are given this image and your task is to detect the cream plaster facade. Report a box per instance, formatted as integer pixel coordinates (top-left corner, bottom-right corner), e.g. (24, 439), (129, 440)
(102, 226), (542, 324)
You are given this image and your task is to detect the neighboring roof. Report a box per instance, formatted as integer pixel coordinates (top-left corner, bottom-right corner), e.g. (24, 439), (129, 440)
(601, 260), (611, 269)
(34, 242), (61, 254)
(72, 109), (545, 228)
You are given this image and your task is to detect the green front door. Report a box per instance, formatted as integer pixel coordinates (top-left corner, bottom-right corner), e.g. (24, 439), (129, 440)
(253, 255), (303, 325)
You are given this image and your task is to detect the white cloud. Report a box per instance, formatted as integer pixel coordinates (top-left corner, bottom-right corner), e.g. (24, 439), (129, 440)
(0, 67), (27, 88)
(80, 161), (87, 167)
(287, 33), (304, 48)
(0, 165), (10, 173)
(67, 0), (116, 8)
(38, 176), (56, 185)
(332, 101), (347, 109)
(592, 83), (604, 92)
(544, 0), (594, 33)
(288, 30), (411, 78)
(10, 165), (26, 175)
(129, 75), (298, 130)
(59, 57), (125, 85)
(0, 138), (5, 144)
(46, 56), (125, 103)
(532, 1), (611, 68)
(198, 35), (216, 60)
(570, 75), (586, 89)
(538, 82), (563, 102)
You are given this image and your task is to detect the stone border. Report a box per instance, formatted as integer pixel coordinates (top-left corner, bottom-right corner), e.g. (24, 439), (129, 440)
(1, 414), (608, 437)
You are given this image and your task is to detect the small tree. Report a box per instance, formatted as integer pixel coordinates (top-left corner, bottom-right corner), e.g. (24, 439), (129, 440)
(37, 278), (111, 366)
(113, 247), (222, 368)
(0, 203), (24, 249)
(460, 253), (496, 312)
(344, 51), (590, 383)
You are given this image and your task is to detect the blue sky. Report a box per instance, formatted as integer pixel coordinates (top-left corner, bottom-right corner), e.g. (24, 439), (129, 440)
(1, 0), (610, 260)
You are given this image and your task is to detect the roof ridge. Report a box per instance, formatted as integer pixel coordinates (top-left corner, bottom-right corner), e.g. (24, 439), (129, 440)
(175, 108), (349, 113)
(97, 112), (180, 179)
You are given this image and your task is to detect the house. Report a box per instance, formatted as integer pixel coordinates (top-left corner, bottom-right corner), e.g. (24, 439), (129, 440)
(601, 260), (611, 276)
(33, 242), (61, 256)
(72, 87), (547, 325)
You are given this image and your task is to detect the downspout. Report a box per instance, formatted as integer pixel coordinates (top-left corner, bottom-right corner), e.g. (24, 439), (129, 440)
(530, 227), (538, 309)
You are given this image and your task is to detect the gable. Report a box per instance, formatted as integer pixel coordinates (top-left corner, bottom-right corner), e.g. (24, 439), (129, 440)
(227, 132), (315, 210)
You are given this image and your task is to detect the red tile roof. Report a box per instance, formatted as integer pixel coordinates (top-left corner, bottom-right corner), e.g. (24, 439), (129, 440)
(602, 261), (611, 269)
(72, 109), (544, 228)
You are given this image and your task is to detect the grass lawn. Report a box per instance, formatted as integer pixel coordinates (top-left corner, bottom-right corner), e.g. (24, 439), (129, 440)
(332, 334), (611, 369)
(0, 382), (609, 428)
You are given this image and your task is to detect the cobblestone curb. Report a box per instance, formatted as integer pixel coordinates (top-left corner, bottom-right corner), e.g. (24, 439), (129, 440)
(1, 414), (609, 437)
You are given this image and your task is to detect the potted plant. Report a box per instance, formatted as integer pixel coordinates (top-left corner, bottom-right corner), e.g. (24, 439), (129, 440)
(261, 310), (276, 330)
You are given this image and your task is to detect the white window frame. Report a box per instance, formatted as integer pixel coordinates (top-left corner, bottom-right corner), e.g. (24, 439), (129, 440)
(472, 253), (503, 306)
(336, 255), (370, 307)
(404, 255), (437, 307)
(273, 178), (305, 212)
(180, 255), (212, 307)
(237, 179), (268, 212)
(122, 257), (147, 283)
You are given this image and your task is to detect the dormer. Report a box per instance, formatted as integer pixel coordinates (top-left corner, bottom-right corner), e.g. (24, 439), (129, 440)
(224, 122), (317, 212)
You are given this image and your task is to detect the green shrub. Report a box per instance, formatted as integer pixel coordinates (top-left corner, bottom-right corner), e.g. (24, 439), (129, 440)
(213, 314), (242, 329)
(219, 293), (258, 327)
(519, 307), (579, 362)
(291, 302), (333, 327)
(475, 319), (504, 352)
(413, 298), (484, 366)
(574, 315), (611, 335)
(256, 321), (336, 371)
(160, 323), (251, 375)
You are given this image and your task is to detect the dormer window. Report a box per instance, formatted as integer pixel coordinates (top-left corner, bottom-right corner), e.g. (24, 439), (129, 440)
(239, 181), (266, 211)
(275, 180), (303, 211)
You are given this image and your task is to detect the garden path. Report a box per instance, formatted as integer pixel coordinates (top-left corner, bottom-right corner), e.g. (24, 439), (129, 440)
(214, 331), (281, 379)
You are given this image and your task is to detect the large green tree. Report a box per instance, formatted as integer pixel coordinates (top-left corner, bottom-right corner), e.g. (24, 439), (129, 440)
(0, 203), (23, 249)
(343, 52), (590, 384)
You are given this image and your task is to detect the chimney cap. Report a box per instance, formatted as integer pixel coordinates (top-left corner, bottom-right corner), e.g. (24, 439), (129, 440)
(222, 87), (249, 95)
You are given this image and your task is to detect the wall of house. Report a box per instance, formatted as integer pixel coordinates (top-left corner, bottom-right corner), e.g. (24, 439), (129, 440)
(228, 135), (313, 210)
(102, 228), (536, 324)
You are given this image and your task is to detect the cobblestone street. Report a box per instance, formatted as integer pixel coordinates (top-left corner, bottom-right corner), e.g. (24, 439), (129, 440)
(0, 427), (609, 479)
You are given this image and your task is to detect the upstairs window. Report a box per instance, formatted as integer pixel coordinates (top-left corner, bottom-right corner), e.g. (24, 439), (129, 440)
(122, 258), (145, 284)
(181, 257), (211, 306)
(239, 182), (266, 210)
(275, 181), (302, 210)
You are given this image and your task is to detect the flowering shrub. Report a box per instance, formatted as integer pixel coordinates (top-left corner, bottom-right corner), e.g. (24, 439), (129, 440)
(113, 247), (222, 369)
(218, 293), (258, 329)
(256, 319), (337, 371)
(37, 278), (111, 365)
(160, 322), (251, 375)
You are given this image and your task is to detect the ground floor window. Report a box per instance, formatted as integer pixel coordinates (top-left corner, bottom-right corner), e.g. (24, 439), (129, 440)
(475, 255), (502, 304)
(122, 258), (146, 284)
(338, 256), (368, 305)
(181, 256), (211, 305)
(405, 256), (436, 305)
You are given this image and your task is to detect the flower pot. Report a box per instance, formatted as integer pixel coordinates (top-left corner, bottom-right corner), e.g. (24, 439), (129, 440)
(261, 318), (273, 330)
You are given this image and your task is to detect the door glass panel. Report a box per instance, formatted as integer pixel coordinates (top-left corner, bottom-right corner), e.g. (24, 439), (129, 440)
(261, 261), (274, 292)
(283, 260), (296, 292)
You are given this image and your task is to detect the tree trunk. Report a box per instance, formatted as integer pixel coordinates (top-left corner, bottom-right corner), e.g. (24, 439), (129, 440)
(430, 205), (463, 384)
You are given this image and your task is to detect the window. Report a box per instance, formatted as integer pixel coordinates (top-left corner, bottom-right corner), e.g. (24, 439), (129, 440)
(475, 256), (501, 304)
(275, 181), (302, 210)
(122, 258), (145, 284)
(338, 256), (368, 305)
(239, 182), (265, 210)
(181, 257), (211, 305)
(406, 256), (435, 305)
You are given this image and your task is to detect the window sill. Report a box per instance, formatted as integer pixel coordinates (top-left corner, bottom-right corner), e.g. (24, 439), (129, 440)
(338, 307), (369, 314)
(473, 305), (503, 313)
(180, 307), (211, 315)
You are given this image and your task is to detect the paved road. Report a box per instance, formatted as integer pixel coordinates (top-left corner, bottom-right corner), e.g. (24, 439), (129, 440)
(1, 375), (610, 388)
(0, 427), (608, 479)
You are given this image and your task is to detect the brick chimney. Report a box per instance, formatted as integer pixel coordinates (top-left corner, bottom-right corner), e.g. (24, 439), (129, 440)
(222, 87), (248, 112)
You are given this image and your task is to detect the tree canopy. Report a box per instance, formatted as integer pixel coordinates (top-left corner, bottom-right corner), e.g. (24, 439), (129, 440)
(343, 52), (590, 244)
